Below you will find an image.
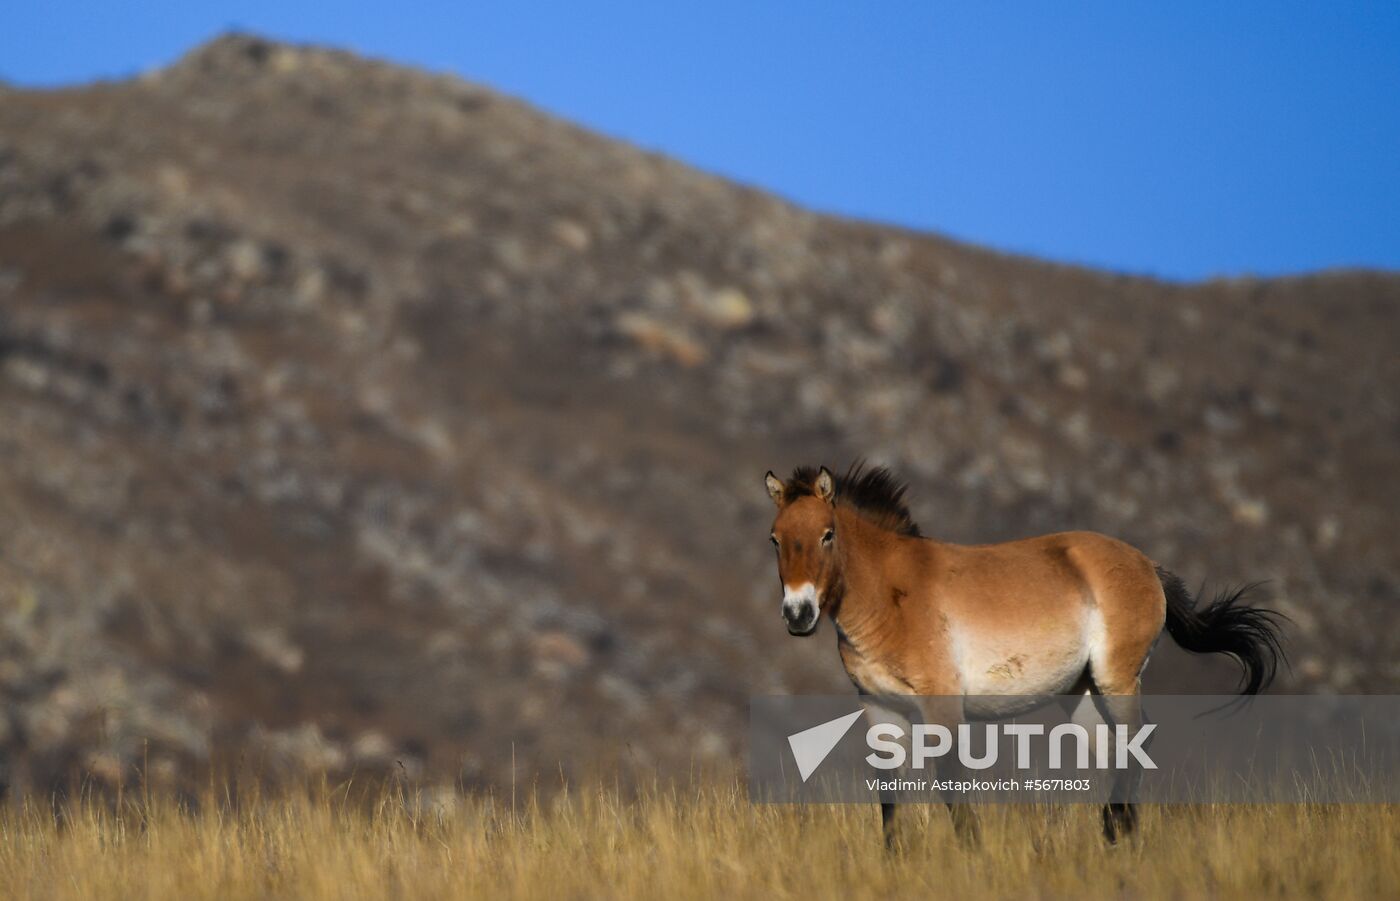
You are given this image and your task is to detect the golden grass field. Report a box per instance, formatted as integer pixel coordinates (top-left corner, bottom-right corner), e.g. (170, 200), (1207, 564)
(0, 781), (1395, 900)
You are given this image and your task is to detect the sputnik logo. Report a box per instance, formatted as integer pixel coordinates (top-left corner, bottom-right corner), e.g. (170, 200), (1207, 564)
(787, 710), (865, 782)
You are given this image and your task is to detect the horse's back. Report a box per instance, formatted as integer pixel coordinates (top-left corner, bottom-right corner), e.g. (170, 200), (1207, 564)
(947, 530), (1161, 595)
(936, 529), (1146, 596)
(979, 529), (1167, 641)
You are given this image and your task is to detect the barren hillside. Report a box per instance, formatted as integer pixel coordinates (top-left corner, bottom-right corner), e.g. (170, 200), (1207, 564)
(0, 34), (1396, 798)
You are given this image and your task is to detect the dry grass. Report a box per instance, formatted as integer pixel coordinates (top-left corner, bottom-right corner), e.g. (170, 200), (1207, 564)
(0, 781), (1395, 899)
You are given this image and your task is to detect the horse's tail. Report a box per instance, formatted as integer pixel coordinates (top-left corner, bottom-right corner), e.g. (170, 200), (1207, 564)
(1156, 566), (1288, 695)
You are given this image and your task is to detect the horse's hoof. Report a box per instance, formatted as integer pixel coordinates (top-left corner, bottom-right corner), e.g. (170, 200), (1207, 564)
(1101, 804), (1137, 844)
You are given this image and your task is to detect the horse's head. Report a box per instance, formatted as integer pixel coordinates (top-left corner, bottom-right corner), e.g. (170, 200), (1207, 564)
(764, 466), (840, 636)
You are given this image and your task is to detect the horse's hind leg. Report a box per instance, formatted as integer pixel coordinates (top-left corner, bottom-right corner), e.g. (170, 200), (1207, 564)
(1087, 680), (1147, 843)
(1081, 555), (1163, 843)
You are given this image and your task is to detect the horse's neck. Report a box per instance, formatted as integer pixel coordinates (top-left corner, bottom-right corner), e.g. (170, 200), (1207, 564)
(830, 508), (902, 651)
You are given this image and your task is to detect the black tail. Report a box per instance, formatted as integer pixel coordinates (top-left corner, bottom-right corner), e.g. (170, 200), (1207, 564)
(1156, 566), (1288, 695)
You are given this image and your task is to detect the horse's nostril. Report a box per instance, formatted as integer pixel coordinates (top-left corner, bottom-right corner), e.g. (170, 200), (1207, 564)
(783, 603), (816, 632)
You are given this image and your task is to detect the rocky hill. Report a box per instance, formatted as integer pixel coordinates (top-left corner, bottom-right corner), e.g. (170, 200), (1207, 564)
(0, 34), (1396, 798)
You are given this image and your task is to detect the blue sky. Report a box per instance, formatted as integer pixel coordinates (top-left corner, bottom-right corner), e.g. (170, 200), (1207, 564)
(3, 3), (1398, 281)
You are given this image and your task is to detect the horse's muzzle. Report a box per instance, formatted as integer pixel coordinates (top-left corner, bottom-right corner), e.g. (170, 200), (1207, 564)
(783, 600), (818, 636)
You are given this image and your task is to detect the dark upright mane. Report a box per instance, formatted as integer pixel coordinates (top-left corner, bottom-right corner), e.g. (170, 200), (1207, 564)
(784, 462), (921, 537)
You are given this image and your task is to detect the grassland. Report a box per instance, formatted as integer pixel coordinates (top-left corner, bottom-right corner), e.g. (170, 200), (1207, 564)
(0, 781), (1395, 899)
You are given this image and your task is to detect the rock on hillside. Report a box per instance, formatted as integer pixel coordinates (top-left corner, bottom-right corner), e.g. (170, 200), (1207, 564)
(0, 34), (1397, 797)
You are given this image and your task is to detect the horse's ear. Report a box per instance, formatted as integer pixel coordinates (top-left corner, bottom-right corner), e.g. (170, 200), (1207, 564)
(815, 467), (836, 503)
(764, 472), (785, 507)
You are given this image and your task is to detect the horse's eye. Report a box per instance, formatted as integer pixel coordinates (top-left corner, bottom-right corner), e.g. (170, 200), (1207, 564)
(770, 534), (779, 547)
(821, 529), (834, 545)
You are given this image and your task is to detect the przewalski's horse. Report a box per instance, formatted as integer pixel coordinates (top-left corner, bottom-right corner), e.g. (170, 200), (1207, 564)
(764, 463), (1286, 847)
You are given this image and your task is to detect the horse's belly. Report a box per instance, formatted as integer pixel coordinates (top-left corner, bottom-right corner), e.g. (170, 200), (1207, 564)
(957, 629), (1089, 699)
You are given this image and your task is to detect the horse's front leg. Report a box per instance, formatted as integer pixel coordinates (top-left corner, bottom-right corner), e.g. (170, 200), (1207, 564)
(919, 695), (982, 848)
(859, 696), (915, 851)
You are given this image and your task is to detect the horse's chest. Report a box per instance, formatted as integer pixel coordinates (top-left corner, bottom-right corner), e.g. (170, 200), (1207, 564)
(839, 641), (913, 696)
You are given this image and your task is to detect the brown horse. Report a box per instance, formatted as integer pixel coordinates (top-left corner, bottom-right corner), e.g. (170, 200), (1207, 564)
(764, 463), (1285, 846)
